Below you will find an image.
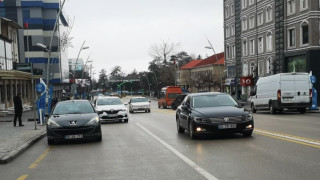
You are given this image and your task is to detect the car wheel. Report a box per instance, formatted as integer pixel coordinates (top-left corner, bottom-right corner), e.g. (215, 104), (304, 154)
(163, 103), (167, 109)
(243, 131), (253, 137)
(124, 119), (128, 123)
(96, 135), (102, 142)
(148, 109), (151, 113)
(145, 110), (148, 113)
(251, 103), (256, 113)
(299, 108), (306, 114)
(172, 104), (176, 110)
(176, 118), (185, 133)
(189, 121), (197, 139)
(158, 104), (160, 108)
(270, 103), (276, 114)
(47, 138), (54, 145)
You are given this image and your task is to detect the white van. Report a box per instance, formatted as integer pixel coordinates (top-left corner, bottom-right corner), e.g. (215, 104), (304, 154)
(250, 73), (312, 114)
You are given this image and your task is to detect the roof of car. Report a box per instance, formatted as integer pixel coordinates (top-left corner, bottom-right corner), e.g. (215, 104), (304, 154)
(131, 97), (147, 99)
(97, 96), (120, 99)
(188, 92), (225, 97)
(57, 100), (89, 103)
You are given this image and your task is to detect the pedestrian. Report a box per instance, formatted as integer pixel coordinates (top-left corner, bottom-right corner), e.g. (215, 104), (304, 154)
(13, 93), (24, 127)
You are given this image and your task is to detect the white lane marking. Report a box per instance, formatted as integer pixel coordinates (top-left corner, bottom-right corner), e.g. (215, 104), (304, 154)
(255, 130), (320, 146)
(136, 123), (219, 180)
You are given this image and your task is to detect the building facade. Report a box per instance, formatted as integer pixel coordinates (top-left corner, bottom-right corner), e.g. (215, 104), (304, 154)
(224, 0), (320, 103)
(0, 0), (69, 98)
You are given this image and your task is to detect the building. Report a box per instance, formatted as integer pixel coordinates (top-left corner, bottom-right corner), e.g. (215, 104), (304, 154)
(0, 17), (40, 109)
(0, 0), (70, 99)
(224, 0), (320, 103)
(178, 53), (225, 93)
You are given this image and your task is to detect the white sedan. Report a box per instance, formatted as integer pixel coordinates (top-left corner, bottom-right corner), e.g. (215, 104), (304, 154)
(128, 97), (151, 113)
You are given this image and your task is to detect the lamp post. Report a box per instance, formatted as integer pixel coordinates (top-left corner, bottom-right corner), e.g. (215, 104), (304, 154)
(73, 41), (89, 98)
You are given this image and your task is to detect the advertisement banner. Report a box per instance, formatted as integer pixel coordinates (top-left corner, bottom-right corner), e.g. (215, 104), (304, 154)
(240, 76), (253, 87)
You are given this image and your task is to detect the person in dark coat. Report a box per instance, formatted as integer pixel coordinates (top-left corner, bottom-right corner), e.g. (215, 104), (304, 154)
(13, 93), (24, 127)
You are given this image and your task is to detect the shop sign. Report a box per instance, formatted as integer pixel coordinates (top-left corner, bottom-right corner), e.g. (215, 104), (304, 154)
(240, 76), (253, 86)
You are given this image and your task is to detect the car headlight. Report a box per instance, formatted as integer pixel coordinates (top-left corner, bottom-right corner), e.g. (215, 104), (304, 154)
(47, 119), (61, 127)
(194, 117), (210, 123)
(86, 117), (100, 125)
(245, 113), (253, 121)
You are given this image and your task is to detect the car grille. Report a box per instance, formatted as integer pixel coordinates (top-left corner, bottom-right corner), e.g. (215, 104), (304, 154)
(209, 116), (244, 123)
(101, 115), (124, 120)
(103, 110), (119, 114)
(53, 126), (95, 136)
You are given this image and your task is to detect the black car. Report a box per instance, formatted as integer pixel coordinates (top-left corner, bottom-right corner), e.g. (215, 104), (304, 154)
(176, 92), (254, 139)
(46, 100), (102, 145)
(171, 93), (188, 110)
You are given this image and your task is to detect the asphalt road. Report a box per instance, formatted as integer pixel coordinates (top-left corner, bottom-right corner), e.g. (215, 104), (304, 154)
(0, 97), (319, 180)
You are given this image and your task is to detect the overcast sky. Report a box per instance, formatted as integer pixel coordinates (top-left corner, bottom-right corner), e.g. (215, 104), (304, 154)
(64, 0), (224, 78)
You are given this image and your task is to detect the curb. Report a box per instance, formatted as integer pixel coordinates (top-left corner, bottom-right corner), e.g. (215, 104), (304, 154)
(0, 130), (47, 164)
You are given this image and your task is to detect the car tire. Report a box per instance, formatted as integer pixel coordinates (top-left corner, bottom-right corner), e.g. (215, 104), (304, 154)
(163, 103), (167, 109)
(172, 104), (176, 110)
(96, 135), (102, 142)
(270, 103), (276, 114)
(176, 118), (185, 133)
(124, 119), (128, 123)
(189, 121), (197, 139)
(158, 104), (161, 108)
(243, 131), (253, 137)
(299, 108), (306, 114)
(251, 103), (256, 113)
(47, 138), (54, 145)
(148, 109), (151, 113)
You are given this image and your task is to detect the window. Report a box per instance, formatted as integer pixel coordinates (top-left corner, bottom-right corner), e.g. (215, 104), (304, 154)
(0, 8), (5, 17)
(301, 22), (309, 45)
(226, 45), (230, 59)
(288, 28), (296, 47)
(300, 0), (308, 11)
(258, 61), (264, 76)
(243, 40), (248, 56)
(250, 62), (256, 76)
(249, 0), (254, 6)
(266, 5), (272, 22)
(249, 39), (255, 55)
(266, 32), (273, 52)
(232, 45), (236, 58)
(227, 66), (236, 77)
(287, 0), (296, 15)
(231, 4), (234, 15)
(249, 15), (255, 29)
(0, 40), (5, 70)
(242, 17), (248, 31)
(266, 57), (273, 74)
(257, 12), (263, 26)
(243, 61), (248, 76)
(231, 24), (235, 36)
(258, 37), (264, 54)
(242, 0), (247, 9)
(226, 25), (230, 38)
(225, 5), (230, 18)
(22, 8), (30, 19)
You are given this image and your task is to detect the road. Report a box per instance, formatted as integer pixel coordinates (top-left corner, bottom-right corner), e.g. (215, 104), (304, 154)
(0, 97), (319, 180)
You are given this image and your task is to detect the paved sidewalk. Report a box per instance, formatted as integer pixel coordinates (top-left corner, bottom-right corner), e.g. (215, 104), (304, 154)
(0, 111), (46, 164)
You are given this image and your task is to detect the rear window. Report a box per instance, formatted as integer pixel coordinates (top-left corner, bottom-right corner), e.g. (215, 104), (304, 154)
(97, 98), (123, 105)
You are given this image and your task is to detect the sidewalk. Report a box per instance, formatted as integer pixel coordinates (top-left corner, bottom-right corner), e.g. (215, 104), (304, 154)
(0, 111), (46, 164)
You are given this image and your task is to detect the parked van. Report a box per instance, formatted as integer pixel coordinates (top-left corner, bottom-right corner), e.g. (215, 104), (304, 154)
(250, 73), (312, 114)
(158, 86), (182, 108)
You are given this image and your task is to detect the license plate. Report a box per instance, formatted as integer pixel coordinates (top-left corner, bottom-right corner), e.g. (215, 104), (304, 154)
(108, 114), (118, 117)
(218, 124), (237, 129)
(65, 134), (83, 139)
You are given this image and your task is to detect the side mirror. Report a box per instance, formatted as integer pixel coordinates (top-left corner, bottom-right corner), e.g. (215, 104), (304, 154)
(181, 104), (189, 110)
(250, 91), (256, 96)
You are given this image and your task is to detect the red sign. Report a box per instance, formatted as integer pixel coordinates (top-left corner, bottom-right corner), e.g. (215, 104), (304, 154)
(240, 76), (253, 87)
(23, 22), (29, 29)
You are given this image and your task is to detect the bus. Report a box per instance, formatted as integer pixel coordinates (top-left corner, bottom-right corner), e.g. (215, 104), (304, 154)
(158, 86), (182, 109)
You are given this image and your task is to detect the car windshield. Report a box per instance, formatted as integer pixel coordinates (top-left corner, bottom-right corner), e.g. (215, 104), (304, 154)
(52, 101), (95, 115)
(97, 98), (123, 105)
(131, 98), (148, 103)
(168, 93), (180, 99)
(191, 94), (238, 108)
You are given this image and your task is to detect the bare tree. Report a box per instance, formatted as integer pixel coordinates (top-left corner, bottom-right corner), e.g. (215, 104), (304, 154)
(190, 71), (220, 92)
(149, 40), (180, 64)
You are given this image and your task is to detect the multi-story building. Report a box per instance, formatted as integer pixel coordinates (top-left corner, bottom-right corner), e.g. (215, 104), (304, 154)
(0, 0), (69, 98)
(178, 53), (225, 93)
(224, 0), (320, 103)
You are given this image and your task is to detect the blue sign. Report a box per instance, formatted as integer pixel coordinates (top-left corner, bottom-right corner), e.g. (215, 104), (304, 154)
(36, 83), (46, 93)
(310, 75), (316, 84)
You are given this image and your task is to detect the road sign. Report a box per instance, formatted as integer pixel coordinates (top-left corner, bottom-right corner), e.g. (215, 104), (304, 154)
(36, 83), (46, 93)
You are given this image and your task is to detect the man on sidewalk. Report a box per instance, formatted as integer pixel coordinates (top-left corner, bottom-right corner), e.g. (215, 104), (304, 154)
(13, 93), (24, 127)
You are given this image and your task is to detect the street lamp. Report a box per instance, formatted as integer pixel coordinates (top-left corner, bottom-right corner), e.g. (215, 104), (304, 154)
(72, 41), (89, 98)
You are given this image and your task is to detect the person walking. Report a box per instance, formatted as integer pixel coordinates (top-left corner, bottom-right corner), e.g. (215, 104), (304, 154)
(13, 93), (24, 127)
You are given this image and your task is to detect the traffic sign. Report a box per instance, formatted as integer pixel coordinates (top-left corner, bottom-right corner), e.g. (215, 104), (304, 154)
(36, 83), (46, 93)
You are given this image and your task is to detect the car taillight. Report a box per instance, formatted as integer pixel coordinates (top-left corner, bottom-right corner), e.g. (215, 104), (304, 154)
(277, 90), (281, 101)
(309, 89), (312, 100)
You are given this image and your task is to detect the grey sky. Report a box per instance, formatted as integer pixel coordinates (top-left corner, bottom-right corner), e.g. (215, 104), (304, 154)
(64, 0), (224, 78)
